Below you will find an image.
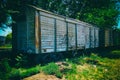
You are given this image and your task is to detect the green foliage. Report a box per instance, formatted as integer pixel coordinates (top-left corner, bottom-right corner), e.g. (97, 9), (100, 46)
(0, 65), (40, 80)
(68, 63), (77, 74)
(5, 33), (12, 44)
(20, 65), (40, 78)
(15, 54), (28, 68)
(65, 53), (120, 80)
(37, 0), (119, 29)
(111, 50), (120, 55)
(0, 58), (11, 72)
(42, 62), (62, 78)
(83, 8), (119, 28)
(0, 58), (12, 80)
(0, 50), (120, 80)
(8, 68), (20, 80)
(110, 50), (120, 58)
(1, 0), (119, 29)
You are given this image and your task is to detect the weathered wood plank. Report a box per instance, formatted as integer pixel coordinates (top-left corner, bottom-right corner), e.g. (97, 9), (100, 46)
(56, 20), (66, 51)
(41, 16), (55, 53)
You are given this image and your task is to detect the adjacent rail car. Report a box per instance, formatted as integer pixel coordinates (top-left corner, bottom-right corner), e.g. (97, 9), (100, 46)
(99, 29), (120, 48)
(13, 5), (99, 54)
(112, 30), (120, 46)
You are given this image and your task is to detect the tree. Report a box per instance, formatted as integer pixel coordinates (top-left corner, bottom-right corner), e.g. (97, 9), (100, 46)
(0, 0), (119, 29)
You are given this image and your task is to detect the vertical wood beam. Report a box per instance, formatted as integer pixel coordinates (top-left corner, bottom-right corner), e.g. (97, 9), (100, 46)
(66, 22), (68, 51)
(38, 11), (41, 53)
(54, 18), (57, 52)
(89, 27), (92, 48)
(35, 11), (40, 54)
(75, 24), (77, 51)
(94, 28), (96, 47)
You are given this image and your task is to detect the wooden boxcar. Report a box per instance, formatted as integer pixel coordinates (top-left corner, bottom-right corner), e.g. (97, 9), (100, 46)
(13, 5), (99, 54)
(99, 28), (120, 48)
(112, 30), (120, 46)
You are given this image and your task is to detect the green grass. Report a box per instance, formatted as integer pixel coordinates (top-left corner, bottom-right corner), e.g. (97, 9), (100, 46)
(8, 65), (41, 80)
(0, 49), (120, 80)
(111, 50), (120, 55)
(0, 44), (12, 49)
(64, 52), (120, 80)
(0, 60), (41, 80)
(42, 62), (62, 78)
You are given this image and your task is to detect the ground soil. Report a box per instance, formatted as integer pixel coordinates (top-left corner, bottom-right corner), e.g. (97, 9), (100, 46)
(23, 73), (64, 80)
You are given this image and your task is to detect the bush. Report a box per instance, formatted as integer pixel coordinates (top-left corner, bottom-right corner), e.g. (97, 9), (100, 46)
(8, 68), (20, 80)
(68, 63), (77, 74)
(111, 50), (120, 55)
(15, 54), (28, 68)
(42, 62), (62, 78)
(0, 58), (11, 72)
(20, 65), (40, 78)
(0, 58), (12, 80)
(5, 33), (12, 44)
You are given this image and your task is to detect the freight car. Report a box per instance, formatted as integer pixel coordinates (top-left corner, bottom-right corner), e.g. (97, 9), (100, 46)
(12, 5), (120, 54)
(99, 29), (120, 48)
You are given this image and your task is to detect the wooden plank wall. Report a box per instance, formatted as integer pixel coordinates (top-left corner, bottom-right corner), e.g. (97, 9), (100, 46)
(27, 6), (100, 53)
(15, 6), (100, 53)
(94, 28), (99, 47)
(105, 29), (110, 47)
(77, 24), (85, 49)
(56, 20), (66, 51)
(85, 27), (90, 48)
(40, 16), (55, 53)
(68, 23), (76, 50)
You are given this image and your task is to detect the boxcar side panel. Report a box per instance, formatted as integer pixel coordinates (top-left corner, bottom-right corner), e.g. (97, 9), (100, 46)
(56, 20), (66, 52)
(17, 21), (27, 51)
(68, 23), (76, 50)
(85, 27), (90, 48)
(90, 27), (95, 48)
(40, 15), (55, 53)
(105, 29), (109, 47)
(94, 28), (99, 47)
(77, 24), (85, 49)
(99, 29), (105, 47)
(26, 8), (36, 53)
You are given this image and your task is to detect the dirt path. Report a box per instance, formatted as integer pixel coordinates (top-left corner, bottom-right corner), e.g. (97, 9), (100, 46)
(23, 73), (63, 80)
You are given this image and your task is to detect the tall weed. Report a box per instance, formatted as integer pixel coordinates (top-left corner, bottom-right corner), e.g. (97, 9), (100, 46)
(42, 62), (62, 78)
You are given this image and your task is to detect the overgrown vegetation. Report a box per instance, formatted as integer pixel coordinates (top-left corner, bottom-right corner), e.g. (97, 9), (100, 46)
(42, 62), (62, 78)
(0, 49), (120, 80)
(65, 53), (120, 80)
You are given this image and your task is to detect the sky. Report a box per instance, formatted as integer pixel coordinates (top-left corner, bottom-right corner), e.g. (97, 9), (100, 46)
(0, 16), (12, 37)
(0, 24), (12, 36)
(116, 2), (120, 28)
(118, 20), (120, 28)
